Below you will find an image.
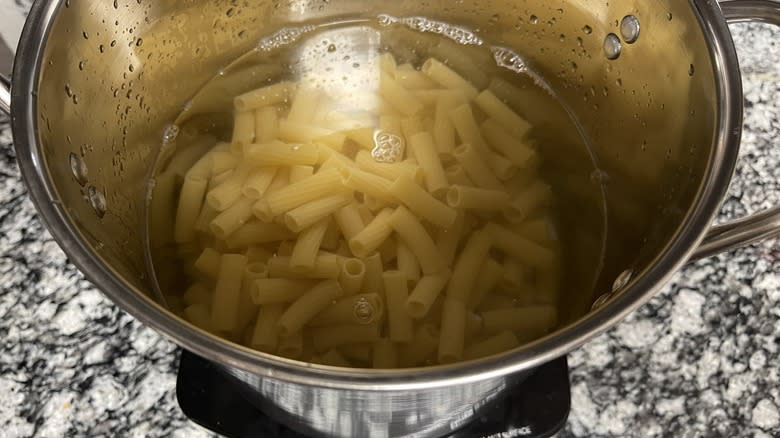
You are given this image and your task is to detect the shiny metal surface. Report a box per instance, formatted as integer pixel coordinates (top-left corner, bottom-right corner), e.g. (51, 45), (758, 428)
(4, 0), (778, 436)
(689, 0), (780, 260)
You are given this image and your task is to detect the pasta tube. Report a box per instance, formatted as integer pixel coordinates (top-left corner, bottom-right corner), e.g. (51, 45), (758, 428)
(396, 238), (421, 282)
(446, 229), (493, 302)
(399, 323), (440, 367)
(244, 140), (319, 166)
(435, 212), (465, 266)
(232, 110), (255, 145)
(446, 185), (511, 210)
(380, 74), (424, 116)
(309, 293), (383, 327)
(453, 144), (503, 190)
(267, 254), (342, 279)
(383, 271), (413, 343)
(408, 132), (449, 194)
(284, 192), (353, 232)
(234, 81), (296, 111)
(174, 175), (208, 243)
(473, 90), (532, 140)
(251, 278), (316, 305)
(277, 280), (344, 336)
(388, 206), (445, 275)
(250, 304), (284, 352)
(225, 221), (294, 249)
(481, 119), (538, 168)
(467, 258), (504, 310)
(483, 223), (556, 270)
(349, 208), (395, 258)
(372, 338), (398, 369)
(421, 58), (478, 99)
(254, 106), (279, 143)
(464, 331), (520, 360)
(338, 258), (366, 295)
(406, 269), (451, 319)
(289, 219), (329, 271)
(211, 254), (248, 331)
(333, 202), (365, 242)
(339, 168), (395, 203)
(242, 167), (277, 199)
(390, 175), (457, 228)
(362, 252), (385, 295)
(438, 297), (466, 363)
(259, 168), (344, 216)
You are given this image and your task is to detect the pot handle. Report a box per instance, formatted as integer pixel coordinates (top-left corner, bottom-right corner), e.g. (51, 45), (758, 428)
(691, 0), (780, 260)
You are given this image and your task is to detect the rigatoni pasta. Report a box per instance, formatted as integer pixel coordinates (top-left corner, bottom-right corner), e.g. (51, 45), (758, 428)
(160, 48), (565, 370)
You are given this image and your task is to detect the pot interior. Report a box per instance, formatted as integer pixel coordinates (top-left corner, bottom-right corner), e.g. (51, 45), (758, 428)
(31, 0), (716, 361)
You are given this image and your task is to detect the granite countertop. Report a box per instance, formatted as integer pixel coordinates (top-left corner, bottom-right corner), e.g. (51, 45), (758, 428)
(0, 2), (778, 437)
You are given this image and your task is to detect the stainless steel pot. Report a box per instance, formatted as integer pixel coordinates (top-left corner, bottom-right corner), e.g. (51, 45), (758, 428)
(2, 0), (779, 437)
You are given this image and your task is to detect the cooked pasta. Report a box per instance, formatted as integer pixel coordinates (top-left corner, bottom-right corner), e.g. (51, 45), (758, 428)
(158, 48), (565, 369)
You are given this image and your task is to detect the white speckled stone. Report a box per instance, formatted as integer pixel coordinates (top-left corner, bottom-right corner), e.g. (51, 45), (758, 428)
(0, 2), (778, 437)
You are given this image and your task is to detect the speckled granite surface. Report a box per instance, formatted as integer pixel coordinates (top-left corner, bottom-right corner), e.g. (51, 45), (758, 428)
(0, 1), (778, 437)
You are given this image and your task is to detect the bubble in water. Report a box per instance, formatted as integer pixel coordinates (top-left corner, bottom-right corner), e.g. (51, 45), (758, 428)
(327, 44), (337, 52)
(69, 153), (88, 186)
(603, 33), (622, 60)
(162, 124), (180, 144)
(257, 25), (316, 51)
(353, 297), (375, 324)
(87, 185), (107, 218)
(491, 46), (527, 73)
(390, 15), (484, 45)
(372, 130), (404, 163)
(688, 64), (695, 76)
(582, 25), (593, 34)
(377, 14), (397, 26)
(620, 15), (640, 44)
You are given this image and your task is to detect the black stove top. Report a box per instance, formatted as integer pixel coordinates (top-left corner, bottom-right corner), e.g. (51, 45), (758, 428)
(176, 351), (570, 438)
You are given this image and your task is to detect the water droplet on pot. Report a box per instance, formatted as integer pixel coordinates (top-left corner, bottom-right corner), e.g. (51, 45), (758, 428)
(620, 15), (640, 44)
(603, 33), (622, 60)
(70, 153), (88, 185)
(87, 186), (107, 218)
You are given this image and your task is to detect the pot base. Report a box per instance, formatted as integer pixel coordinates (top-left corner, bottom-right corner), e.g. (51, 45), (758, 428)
(176, 351), (570, 438)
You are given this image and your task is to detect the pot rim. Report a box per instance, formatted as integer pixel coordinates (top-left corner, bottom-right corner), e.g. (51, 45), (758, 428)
(11, 0), (742, 391)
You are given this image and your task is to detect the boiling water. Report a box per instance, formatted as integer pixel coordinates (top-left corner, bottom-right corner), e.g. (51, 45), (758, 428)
(144, 15), (608, 361)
